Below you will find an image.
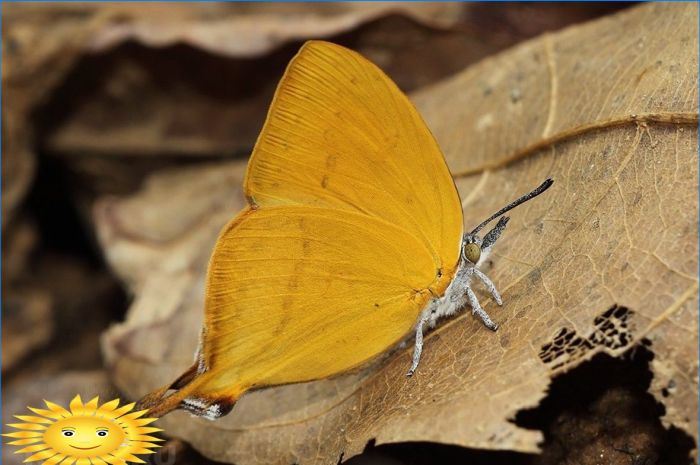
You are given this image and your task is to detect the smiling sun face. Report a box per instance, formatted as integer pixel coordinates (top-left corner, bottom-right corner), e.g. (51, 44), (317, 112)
(3, 395), (162, 465)
(43, 416), (126, 458)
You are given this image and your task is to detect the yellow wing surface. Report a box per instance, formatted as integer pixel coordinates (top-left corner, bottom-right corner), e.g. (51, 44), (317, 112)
(138, 41), (464, 417)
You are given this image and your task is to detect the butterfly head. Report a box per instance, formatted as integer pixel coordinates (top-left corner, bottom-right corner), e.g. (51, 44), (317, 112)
(461, 178), (554, 266)
(461, 234), (483, 265)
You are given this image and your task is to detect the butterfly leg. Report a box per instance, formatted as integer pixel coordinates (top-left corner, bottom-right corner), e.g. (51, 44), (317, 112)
(473, 268), (502, 306)
(465, 215), (508, 326)
(407, 301), (436, 377)
(465, 286), (498, 331)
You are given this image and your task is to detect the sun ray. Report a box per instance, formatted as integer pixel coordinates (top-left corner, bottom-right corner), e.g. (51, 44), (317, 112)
(103, 404), (135, 420)
(8, 438), (44, 446)
(95, 400), (120, 416)
(5, 397), (161, 465)
(43, 401), (71, 418)
(27, 407), (64, 420)
(129, 435), (163, 442)
(115, 411), (147, 423)
(15, 443), (51, 454)
(131, 427), (161, 434)
(103, 455), (128, 465)
(126, 418), (155, 427)
(8, 423), (48, 431)
(15, 416), (53, 425)
(111, 451), (145, 464)
(4, 431), (44, 438)
(41, 452), (66, 465)
(68, 396), (86, 416)
(25, 448), (58, 462)
(83, 397), (100, 413)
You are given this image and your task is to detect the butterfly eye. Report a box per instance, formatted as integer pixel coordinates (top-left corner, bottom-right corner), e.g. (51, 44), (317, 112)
(96, 430), (109, 437)
(62, 431), (74, 437)
(463, 242), (481, 264)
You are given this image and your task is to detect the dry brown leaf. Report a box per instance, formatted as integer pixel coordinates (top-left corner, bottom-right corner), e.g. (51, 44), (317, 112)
(2, 5), (98, 229)
(414, 2), (698, 176)
(1, 3), (459, 225)
(1, 289), (52, 372)
(40, 4), (477, 159)
(99, 3), (697, 464)
(85, 3), (462, 57)
(44, 5), (628, 163)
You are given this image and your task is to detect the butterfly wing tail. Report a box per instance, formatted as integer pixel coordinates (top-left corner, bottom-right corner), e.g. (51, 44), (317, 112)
(136, 363), (240, 419)
(136, 384), (181, 418)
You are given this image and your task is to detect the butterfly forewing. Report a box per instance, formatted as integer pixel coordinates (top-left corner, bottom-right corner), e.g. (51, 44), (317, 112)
(245, 41), (463, 265)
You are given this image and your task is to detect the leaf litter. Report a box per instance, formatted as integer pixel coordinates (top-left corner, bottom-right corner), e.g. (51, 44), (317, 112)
(93, 3), (698, 464)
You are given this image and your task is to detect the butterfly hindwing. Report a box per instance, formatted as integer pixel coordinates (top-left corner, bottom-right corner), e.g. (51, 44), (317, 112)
(202, 205), (436, 390)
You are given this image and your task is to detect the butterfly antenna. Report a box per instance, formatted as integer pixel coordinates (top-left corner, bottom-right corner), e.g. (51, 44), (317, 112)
(470, 178), (553, 235)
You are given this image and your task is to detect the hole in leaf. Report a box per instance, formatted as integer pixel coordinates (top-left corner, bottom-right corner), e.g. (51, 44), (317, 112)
(515, 342), (695, 465)
(539, 305), (634, 370)
(345, 343), (695, 464)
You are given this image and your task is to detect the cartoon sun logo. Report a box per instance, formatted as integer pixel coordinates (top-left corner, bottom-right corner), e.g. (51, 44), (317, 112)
(3, 395), (162, 465)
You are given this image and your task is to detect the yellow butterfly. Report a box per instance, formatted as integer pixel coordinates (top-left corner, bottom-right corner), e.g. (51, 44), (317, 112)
(137, 40), (552, 419)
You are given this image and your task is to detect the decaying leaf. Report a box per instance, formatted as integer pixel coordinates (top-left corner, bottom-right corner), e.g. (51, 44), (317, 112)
(85, 3), (463, 56)
(1, 4), (97, 229)
(99, 3), (697, 464)
(43, 3), (463, 160)
(1, 3), (461, 227)
(414, 2), (698, 176)
(2, 289), (53, 373)
(43, 5), (627, 164)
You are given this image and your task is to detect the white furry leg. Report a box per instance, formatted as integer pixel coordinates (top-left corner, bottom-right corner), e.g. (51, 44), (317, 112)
(472, 268), (503, 306)
(407, 305), (434, 377)
(465, 286), (498, 331)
